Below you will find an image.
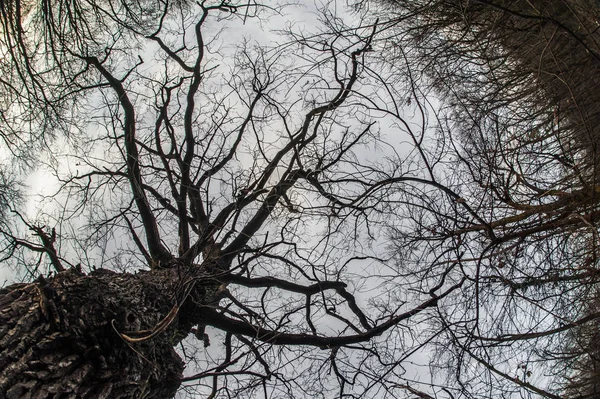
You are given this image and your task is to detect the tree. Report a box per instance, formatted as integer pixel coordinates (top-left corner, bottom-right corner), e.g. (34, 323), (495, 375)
(369, 0), (600, 397)
(562, 291), (600, 399)
(0, 1), (466, 398)
(2, 0), (599, 398)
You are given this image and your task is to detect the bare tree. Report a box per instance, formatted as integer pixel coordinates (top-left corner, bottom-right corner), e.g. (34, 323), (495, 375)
(0, 1), (468, 398)
(3, 0), (599, 398)
(366, 0), (600, 397)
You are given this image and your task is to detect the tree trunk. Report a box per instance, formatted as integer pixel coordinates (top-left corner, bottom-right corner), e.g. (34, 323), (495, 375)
(0, 267), (212, 399)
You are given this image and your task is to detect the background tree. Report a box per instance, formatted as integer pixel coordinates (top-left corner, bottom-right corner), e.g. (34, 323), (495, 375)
(368, 0), (600, 397)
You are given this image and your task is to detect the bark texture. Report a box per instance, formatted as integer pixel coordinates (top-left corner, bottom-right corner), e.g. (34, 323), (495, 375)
(0, 267), (211, 399)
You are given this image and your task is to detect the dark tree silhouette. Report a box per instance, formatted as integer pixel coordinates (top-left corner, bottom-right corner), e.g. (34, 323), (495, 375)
(2, 0), (600, 398)
(370, 0), (600, 397)
(0, 1), (466, 398)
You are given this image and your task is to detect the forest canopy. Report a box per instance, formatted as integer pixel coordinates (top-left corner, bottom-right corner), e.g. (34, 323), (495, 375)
(0, 0), (599, 398)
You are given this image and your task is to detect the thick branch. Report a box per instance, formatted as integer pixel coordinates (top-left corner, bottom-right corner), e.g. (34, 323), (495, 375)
(85, 57), (171, 264)
(205, 278), (464, 347)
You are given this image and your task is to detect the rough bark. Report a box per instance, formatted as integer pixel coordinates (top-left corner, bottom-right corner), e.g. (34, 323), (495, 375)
(0, 267), (213, 399)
